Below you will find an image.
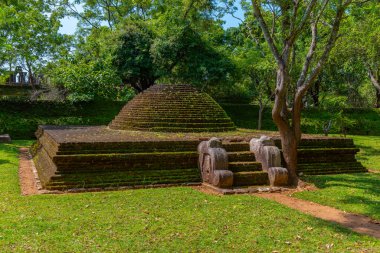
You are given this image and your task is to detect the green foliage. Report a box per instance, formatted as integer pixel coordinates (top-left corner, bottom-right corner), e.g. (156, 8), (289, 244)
(52, 61), (134, 101)
(221, 104), (380, 136)
(0, 0), (71, 82)
(113, 20), (236, 91)
(0, 100), (125, 139)
(47, 27), (135, 101)
(113, 23), (156, 92)
(326, 1), (380, 108)
(0, 142), (379, 251)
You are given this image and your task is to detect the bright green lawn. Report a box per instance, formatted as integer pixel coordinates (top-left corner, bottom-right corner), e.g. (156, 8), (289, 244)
(296, 173), (380, 220)
(350, 135), (380, 172)
(295, 135), (380, 220)
(0, 141), (379, 252)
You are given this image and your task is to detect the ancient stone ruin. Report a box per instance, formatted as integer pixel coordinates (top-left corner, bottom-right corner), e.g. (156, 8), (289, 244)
(32, 84), (367, 191)
(109, 84), (236, 132)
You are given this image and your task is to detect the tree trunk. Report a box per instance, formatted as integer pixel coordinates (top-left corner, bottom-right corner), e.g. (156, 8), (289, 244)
(368, 68), (380, 108)
(272, 69), (299, 186)
(310, 78), (320, 107)
(280, 130), (299, 186)
(258, 101), (263, 130)
(26, 61), (35, 88)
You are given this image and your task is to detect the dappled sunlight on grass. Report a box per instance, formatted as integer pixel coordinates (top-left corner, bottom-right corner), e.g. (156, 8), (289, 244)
(349, 135), (380, 172)
(296, 173), (380, 220)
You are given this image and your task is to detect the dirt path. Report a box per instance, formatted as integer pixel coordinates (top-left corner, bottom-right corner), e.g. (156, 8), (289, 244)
(19, 148), (39, 195)
(256, 192), (380, 239)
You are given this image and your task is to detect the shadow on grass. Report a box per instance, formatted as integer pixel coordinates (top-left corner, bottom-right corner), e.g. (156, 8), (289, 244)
(356, 143), (380, 154)
(302, 173), (380, 219)
(0, 159), (11, 165)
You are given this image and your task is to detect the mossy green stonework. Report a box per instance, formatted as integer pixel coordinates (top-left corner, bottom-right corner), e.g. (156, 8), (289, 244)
(109, 84), (236, 132)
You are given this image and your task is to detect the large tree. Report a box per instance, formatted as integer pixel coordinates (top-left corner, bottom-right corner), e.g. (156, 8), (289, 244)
(251, 0), (354, 185)
(338, 1), (380, 108)
(113, 0), (235, 92)
(0, 0), (70, 85)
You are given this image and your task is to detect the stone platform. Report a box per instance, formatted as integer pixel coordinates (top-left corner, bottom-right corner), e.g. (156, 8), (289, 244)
(32, 125), (366, 191)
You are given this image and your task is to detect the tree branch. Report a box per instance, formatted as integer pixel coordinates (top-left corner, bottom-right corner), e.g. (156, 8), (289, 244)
(300, 2), (351, 96)
(251, 0), (282, 66)
(368, 67), (380, 91)
(296, 0), (329, 89)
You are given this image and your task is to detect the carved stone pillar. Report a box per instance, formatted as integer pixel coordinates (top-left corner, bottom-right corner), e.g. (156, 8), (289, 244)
(250, 136), (289, 187)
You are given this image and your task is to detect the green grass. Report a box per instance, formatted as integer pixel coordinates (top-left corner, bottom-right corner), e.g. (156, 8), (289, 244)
(293, 135), (380, 221)
(1, 141), (379, 251)
(349, 135), (380, 172)
(295, 173), (380, 221)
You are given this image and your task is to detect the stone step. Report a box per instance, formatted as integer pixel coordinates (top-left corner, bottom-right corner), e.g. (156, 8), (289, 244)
(298, 155), (357, 163)
(299, 168), (367, 175)
(223, 142), (250, 152)
(53, 152), (198, 165)
(297, 148), (360, 155)
(56, 161), (197, 172)
(298, 165), (366, 174)
(57, 141), (199, 153)
(229, 162), (262, 172)
(110, 121), (235, 129)
(46, 175), (201, 190)
(121, 127), (236, 132)
(125, 100), (218, 106)
(233, 171), (269, 186)
(51, 168), (199, 181)
(119, 109), (227, 117)
(298, 162), (364, 169)
(113, 117), (233, 123)
(227, 151), (256, 162)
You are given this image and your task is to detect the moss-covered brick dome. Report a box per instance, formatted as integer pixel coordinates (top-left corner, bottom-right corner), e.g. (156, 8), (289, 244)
(109, 84), (236, 132)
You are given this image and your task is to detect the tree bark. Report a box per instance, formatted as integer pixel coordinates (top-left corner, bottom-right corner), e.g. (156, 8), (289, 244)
(368, 68), (380, 108)
(280, 129), (298, 186)
(310, 78), (320, 107)
(258, 103), (263, 130)
(272, 68), (299, 186)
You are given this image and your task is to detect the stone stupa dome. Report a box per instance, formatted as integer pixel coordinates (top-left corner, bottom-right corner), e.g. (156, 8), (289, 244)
(109, 84), (236, 132)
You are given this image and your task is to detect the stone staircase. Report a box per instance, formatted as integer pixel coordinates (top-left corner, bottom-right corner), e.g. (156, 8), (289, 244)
(293, 139), (367, 175)
(223, 141), (269, 187)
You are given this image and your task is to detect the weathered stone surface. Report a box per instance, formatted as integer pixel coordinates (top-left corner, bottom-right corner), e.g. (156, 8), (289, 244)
(0, 134), (11, 143)
(198, 137), (233, 188)
(249, 136), (281, 171)
(268, 167), (288, 187)
(211, 170), (234, 188)
(32, 125), (367, 191)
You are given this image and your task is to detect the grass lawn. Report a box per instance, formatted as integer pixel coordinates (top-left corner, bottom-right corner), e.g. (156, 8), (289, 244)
(296, 173), (380, 221)
(0, 141), (379, 252)
(350, 135), (380, 172)
(294, 135), (380, 221)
